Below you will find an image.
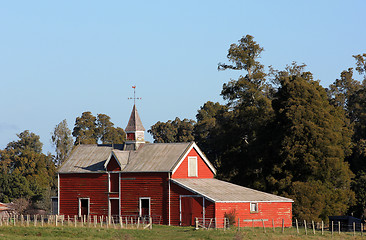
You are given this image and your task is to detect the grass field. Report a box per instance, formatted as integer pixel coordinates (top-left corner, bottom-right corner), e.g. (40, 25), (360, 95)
(0, 225), (365, 240)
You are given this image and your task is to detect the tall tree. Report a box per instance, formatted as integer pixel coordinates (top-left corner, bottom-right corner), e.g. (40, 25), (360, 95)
(97, 114), (126, 144)
(148, 117), (195, 143)
(51, 119), (73, 166)
(264, 69), (354, 221)
(215, 35), (273, 183)
(72, 111), (98, 145)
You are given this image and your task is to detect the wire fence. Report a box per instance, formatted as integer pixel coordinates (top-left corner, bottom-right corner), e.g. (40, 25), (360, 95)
(195, 217), (365, 237)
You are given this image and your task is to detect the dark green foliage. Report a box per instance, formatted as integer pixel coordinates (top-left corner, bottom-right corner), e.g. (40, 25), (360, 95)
(194, 101), (228, 169)
(97, 114), (126, 144)
(148, 118), (195, 143)
(265, 70), (354, 221)
(72, 111), (98, 145)
(0, 131), (56, 204)
(72, 112), (126, 145)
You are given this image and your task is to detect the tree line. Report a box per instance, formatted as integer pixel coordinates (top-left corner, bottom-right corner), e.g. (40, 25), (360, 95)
(148, 36), (366, 222)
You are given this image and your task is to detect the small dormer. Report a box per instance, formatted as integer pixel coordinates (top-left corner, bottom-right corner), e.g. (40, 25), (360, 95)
(124, 104), (145, 150)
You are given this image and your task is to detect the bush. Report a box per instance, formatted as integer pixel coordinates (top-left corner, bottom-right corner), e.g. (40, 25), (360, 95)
(224, 209), (237, 227)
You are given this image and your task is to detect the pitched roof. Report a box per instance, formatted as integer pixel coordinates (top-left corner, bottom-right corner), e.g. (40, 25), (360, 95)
(125, 105), (145, 132)
(171, 178), (293, 203)
(122, 142), (191, 172)
(58, 145), (112, 173)
(58, 142), (204, 173)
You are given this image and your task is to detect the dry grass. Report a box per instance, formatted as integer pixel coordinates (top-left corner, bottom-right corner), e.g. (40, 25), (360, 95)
(0, 225), (365, 239)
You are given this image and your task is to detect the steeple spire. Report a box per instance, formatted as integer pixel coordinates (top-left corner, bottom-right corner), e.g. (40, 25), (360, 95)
(124, 86), (145, 150)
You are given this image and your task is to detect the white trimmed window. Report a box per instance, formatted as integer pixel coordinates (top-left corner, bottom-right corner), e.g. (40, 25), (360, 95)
(188, 157), (198, 177)
(250, 202), (258, 213)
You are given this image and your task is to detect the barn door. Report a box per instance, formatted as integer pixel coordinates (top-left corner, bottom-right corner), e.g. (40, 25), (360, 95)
(79, 198), (89, 216)
(109, 198), (119, 217)
(139, 198), (150, 218)
(181, 196), (203, 226)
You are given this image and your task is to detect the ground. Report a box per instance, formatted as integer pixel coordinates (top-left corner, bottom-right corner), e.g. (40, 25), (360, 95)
(0, 225), (364, 239)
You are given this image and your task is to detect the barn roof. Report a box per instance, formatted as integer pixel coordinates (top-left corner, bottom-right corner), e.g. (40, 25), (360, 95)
(122, 142), (191, 172)
(58, 145), (112, 173)
(58, 142), (213, 174)
(171, 178), (293, 203)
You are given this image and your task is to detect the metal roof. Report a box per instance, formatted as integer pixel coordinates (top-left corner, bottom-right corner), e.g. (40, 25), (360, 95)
(58, 142), (194, 173)
(125, 104), (145, 132)
(171, 178), (293, 203)
(58, 145), (112, 173)
(122, 142), (191, 172)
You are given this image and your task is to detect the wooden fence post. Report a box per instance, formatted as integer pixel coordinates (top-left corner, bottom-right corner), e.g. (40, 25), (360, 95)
(120, 216), (123, 229)
(321, 221), (324, 235)
(149, 217), (152, 230)
(353, 222), (356, 236)
(34, 215), (37, 227)
(41, 215), (44, 227)
(262, 219), (266, 233)
(238, 217), (240, 231)
(13, 215), (16, 226)
(94, 215), (97, 228)
(26, 215), (30, 227)
(295, 219), (299, 234)
(361, 223), (363, 236)
(331, 221), (334, 235)
(272, 219), (275, 232)
(282, 219), (284, 233)
(312, 220), (315, 235)
(195, 217), (198, 230)
(338, 221), (341, 235)
(304, 220), (307, 235)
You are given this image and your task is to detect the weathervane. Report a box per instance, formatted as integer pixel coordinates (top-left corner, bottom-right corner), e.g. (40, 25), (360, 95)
(128, 85), (142, 105)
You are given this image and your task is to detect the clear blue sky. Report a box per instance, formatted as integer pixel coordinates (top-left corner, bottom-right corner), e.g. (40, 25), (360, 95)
(0, 0), (365, 154)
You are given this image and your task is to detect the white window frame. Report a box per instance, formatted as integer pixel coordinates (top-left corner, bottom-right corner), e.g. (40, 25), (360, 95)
(139, 197), (151, 217)
(250, 202), (258, 213)
(78, 198), (90, 217)
(187, 156), (198, 177)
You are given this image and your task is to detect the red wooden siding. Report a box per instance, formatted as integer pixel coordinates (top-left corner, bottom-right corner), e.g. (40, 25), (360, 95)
(59, 173), (108, 216)
(215, 202), (292, 227)
(106, 156), (121, 171)
(121, 172), (169, 224)
(170, 181), (215, 226)
(172, 148), (214, 179)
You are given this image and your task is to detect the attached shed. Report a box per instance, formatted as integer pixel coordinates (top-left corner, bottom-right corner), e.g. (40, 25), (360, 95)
(171, 178), (293, 227)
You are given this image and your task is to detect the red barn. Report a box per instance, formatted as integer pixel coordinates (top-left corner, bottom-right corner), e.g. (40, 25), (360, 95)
(58, 105), (293, 227)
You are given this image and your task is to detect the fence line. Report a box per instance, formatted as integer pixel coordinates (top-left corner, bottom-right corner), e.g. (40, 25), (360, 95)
(0, 214), (156, 229)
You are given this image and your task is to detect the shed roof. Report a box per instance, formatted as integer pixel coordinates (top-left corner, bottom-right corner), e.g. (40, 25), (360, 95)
(171, 178), (293, 203)
(58, 142), (200, 173)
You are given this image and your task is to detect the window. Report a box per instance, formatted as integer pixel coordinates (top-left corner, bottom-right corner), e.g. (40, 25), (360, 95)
(188, 157), (198, 177)
(250, 202), (258, 213)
